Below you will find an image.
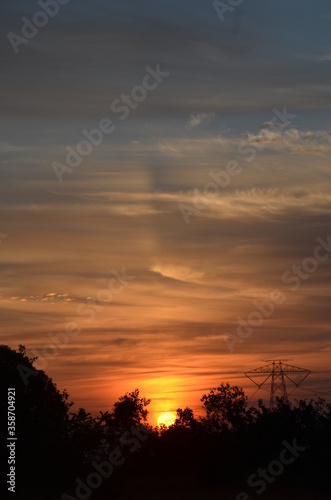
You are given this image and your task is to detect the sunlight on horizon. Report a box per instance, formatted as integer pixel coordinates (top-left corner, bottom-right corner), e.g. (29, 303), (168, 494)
(157, 411), (176, 428)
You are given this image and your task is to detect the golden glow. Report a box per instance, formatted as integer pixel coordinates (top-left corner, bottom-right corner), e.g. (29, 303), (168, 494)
(157, 412), (176, 428)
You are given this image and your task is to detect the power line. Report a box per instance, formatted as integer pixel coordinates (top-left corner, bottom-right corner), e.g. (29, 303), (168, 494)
(244, 359), (311, 408)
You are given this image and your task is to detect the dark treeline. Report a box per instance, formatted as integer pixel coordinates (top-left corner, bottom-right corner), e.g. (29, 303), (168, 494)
(1, 345), (330, 500)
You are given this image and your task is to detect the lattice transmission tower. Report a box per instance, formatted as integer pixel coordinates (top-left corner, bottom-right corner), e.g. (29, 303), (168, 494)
(244, 359), (311, 408)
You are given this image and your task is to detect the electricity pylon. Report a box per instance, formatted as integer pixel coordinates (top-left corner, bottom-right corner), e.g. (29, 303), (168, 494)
(244, 359), (311, 408)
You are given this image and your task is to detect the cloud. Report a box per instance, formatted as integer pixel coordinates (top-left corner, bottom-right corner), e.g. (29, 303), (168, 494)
(151, 264), (204, 284)
(246, 129), (281, 145)
(314, 54), (331, 61)
(158, 136), (226, 157)
(189, 112), (216, 128)
(291, 146), (325, 154)
(187, 188), (331, 224)
(10, 292), (78, 303)
(259, 121), (284, 129)
(243, 127), (331, 154)
(2, 0), (331, 415)
(156, 126), (331, 164)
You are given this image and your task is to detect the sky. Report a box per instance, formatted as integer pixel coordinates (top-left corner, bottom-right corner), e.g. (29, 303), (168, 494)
(1, 0), (331, 424)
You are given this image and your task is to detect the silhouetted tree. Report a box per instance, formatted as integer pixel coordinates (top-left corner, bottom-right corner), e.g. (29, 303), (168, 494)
(174, 407), (199, 430)
(201, 383), (248, 431)
(68, 407), (106, 462)
(112, 388), (150, 431)
(0, 345), (75, 496)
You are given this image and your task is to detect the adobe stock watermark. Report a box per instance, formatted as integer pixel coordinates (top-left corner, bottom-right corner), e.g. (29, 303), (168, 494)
(17, 268), (134, 385)
(236, 438), (307, 499)
(213, 0), (244, 23)
(178, 106), (295, 224)
(52, 65), (170, 182)
(7, 0), (71, 54)
(61, 425), (152, 500)
(223, 233), (331, 353)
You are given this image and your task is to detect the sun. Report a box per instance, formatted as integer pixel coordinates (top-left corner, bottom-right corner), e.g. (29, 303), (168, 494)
(157, 412), (176, 428)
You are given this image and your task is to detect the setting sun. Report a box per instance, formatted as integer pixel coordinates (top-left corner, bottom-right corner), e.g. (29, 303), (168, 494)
(157, 412), (176, 428)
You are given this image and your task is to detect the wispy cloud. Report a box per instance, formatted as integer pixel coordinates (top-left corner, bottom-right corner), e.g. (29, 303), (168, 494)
(151, 264), (205, 284)
(189, 112), (216, 128)
(9, 292), (78, 303)
(245, 128), (331, 154)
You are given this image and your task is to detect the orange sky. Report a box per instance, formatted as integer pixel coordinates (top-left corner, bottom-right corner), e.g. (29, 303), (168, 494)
(1, 0), (331, 426)
(1, 157), (331, 424)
